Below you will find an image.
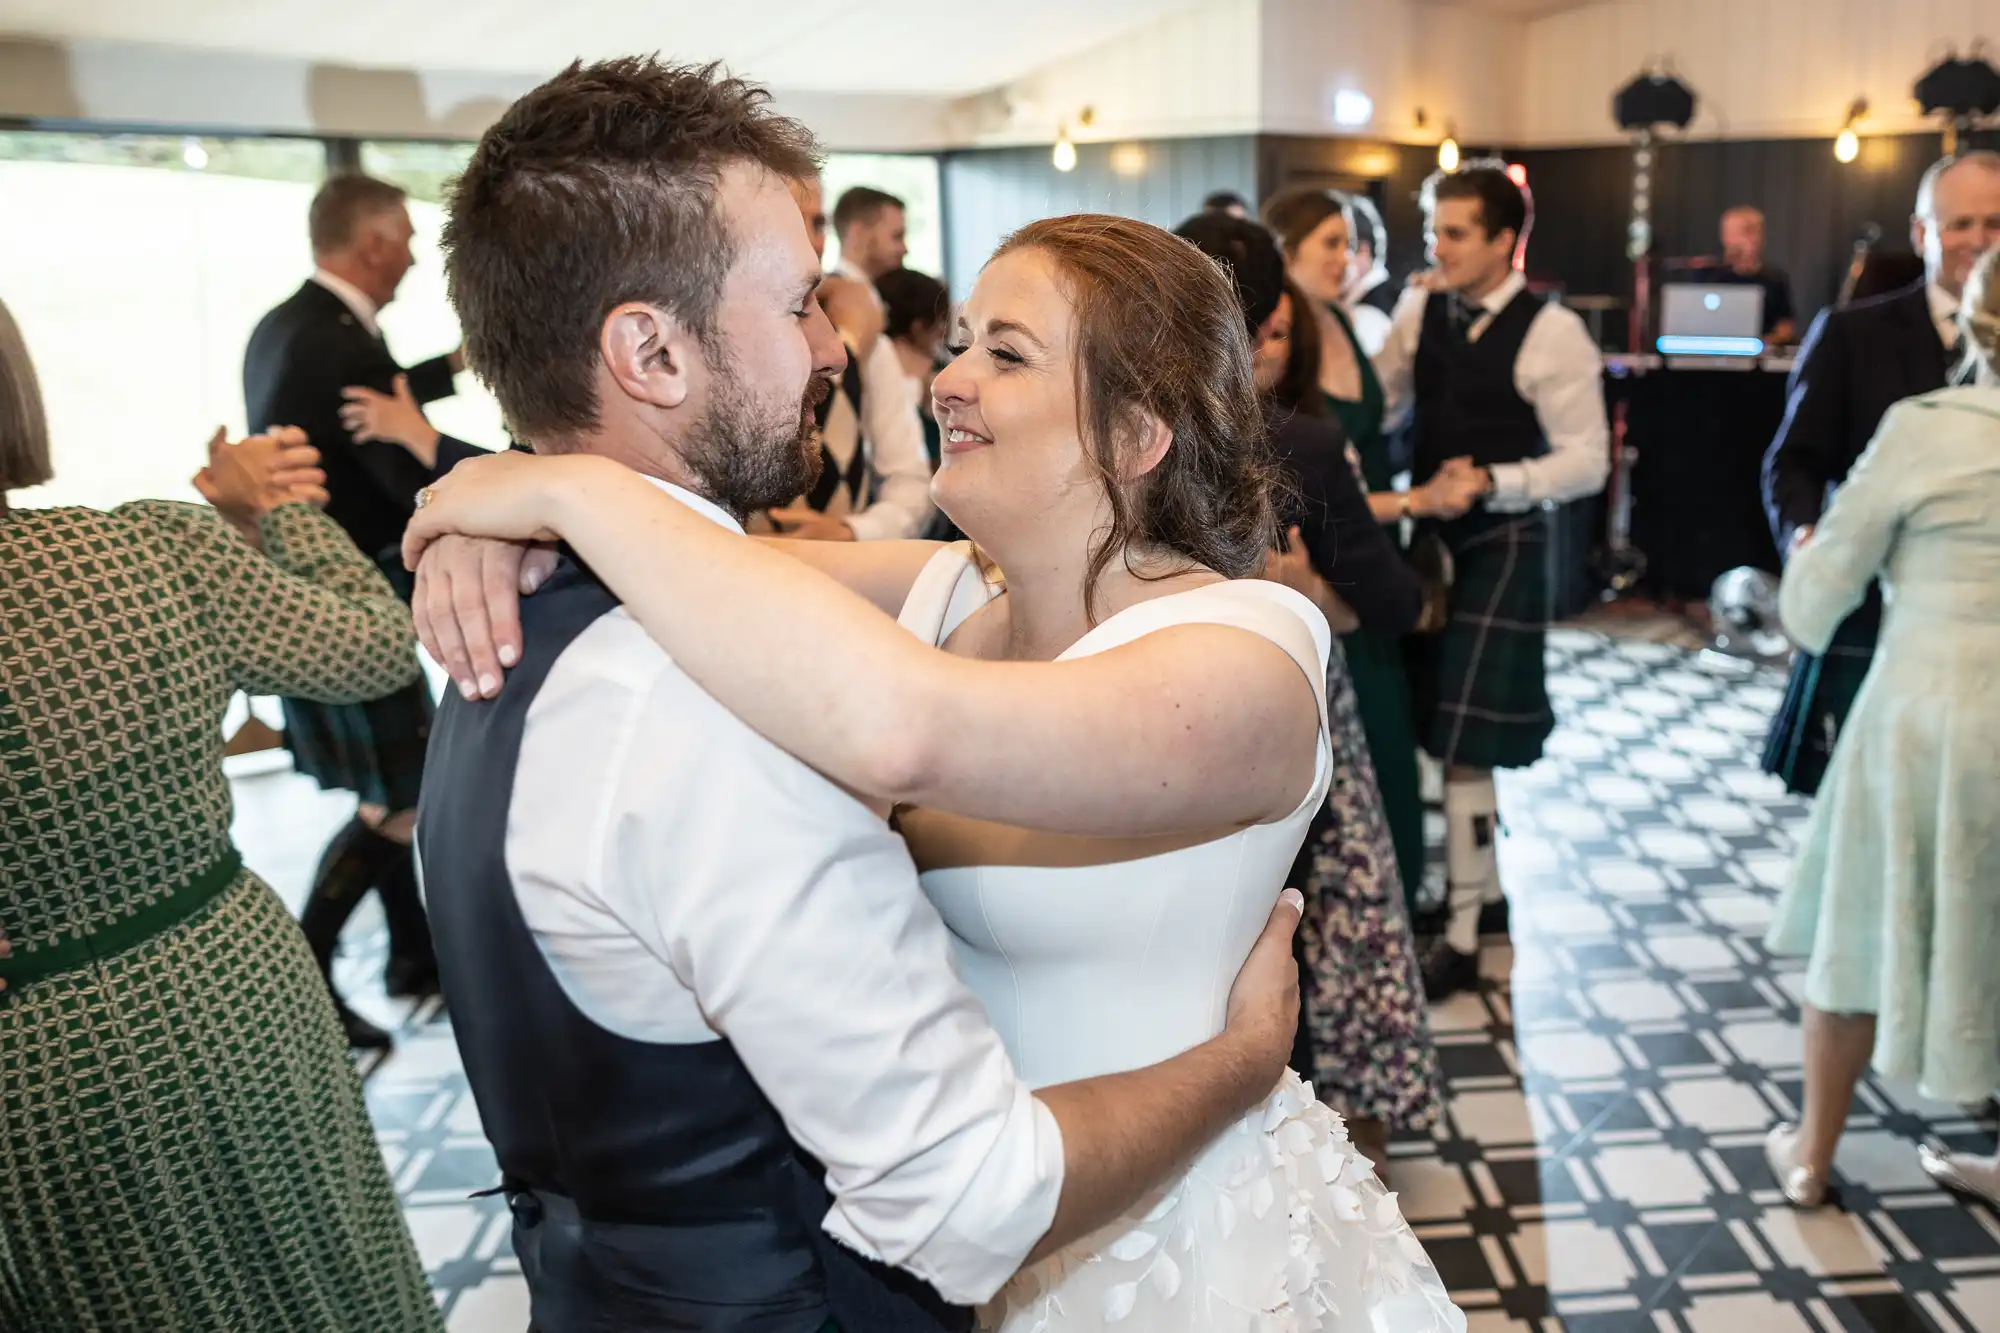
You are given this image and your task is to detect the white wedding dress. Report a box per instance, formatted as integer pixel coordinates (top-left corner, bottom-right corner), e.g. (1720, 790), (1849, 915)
(896, 546), (1465, 1333)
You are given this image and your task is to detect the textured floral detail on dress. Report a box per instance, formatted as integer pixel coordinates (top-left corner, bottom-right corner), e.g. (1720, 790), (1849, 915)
(980, 1072), (1465, 1332)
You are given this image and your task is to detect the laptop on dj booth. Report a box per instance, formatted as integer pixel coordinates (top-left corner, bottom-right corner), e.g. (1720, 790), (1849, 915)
(1656, 283), (1766, 357)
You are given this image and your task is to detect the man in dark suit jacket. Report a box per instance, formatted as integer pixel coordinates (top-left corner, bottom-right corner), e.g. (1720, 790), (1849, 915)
(243, 171), (488, 1048)
(1760, 150), (2000, 795)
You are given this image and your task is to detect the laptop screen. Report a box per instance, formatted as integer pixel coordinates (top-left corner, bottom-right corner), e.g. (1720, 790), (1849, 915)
(1657, 283), (1766, 356)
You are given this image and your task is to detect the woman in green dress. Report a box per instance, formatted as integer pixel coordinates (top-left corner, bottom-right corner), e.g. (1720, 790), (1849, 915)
(0, 296), (442, 1332)
(1261, 188), (1478, 917)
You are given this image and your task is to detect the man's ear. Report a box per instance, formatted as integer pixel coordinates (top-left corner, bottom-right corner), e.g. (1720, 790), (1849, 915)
(602, 303), (698, 411)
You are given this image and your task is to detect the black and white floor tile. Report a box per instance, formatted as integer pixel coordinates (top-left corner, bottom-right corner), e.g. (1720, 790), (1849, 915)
(227, 628), (2000, 1332)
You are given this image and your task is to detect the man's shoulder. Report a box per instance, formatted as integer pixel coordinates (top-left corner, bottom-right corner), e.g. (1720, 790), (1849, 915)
(1825, 280), (1925, 335)
(1524, 294), (1602, 357)
(248, 282), (355, 359)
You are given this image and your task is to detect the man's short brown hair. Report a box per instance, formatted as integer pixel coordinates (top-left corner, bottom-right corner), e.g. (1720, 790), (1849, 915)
(832, 185), (903, 239)
(309, 172), (407, 255)
(443, 57), (821, 445)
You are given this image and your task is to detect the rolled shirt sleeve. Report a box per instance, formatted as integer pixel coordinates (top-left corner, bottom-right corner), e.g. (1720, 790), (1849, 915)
(605, 654), (1060, 1304)
(1488, 304), (1611, 511)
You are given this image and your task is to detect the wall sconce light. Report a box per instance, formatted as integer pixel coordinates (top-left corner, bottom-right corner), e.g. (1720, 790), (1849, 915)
(1834, 96), (1867, 163)
(1438, 130), (1461, 172)
(1053, 106), (1094, 173)
(1052, 128), (1077, 172)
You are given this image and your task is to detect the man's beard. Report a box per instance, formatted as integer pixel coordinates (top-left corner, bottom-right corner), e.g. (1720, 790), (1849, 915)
(684, 365), (831, 519)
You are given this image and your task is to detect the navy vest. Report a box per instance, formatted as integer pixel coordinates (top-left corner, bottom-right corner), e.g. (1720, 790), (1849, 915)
(418, 558), (969, 1333)
(1412, 287), (1548, 493)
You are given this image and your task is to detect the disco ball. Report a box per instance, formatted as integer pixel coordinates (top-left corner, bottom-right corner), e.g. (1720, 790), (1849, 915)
(1708, 567), (1791, 663)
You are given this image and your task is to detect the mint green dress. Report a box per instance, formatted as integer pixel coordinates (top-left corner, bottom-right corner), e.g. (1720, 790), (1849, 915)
(1765, 388), (2000, 1104)
(1321, 303), (1427, 915)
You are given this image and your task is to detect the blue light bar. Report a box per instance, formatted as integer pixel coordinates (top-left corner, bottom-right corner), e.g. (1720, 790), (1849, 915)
(1656, 335), (1766, 357)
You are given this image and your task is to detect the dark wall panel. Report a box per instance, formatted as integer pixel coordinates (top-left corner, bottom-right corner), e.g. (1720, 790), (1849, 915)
(938, 128), (2000, 336)
(1513, 129), (2000, 330)
(939, 136), (1257, 294)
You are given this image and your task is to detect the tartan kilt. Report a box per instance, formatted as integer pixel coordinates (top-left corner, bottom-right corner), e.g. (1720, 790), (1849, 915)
(1409, 510), (1555, 771)
(1761, 594), (1879, 797)
(281, 675), (434, 812)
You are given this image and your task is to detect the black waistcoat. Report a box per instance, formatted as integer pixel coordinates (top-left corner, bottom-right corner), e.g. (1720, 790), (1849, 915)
(418, 559), (969, 1332)
(1412, 287), (1548, 487)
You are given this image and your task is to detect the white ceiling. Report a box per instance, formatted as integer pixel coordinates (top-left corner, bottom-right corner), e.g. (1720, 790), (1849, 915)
(0, 0), (1211, 95)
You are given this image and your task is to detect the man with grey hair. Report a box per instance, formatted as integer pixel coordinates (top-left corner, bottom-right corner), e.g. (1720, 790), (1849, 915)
(243, 170), (486, 1049)
(1761, 150), (2000, 796)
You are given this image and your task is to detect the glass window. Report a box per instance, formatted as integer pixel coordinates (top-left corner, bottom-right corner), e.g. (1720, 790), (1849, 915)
(0, 131), (328, 510)
(821, 153), (945, 281)
(360, 141), (506, 451)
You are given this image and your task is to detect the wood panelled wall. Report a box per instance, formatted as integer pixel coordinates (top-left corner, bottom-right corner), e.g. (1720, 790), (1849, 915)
(1514, 129), (2000, 327)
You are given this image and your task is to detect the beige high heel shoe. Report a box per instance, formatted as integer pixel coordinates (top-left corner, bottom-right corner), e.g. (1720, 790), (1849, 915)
(1765, 1123), (1832, 1209)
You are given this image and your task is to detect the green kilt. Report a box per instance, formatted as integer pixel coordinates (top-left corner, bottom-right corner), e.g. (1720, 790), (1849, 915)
(1761, 592), (1879, 797)
(1409, 510), (1555, 771)
(281, 675), (434, 811)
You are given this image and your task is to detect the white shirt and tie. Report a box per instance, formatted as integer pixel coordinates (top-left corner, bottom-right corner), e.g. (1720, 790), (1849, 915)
(822, 260), (936, 540)
(501, 477), (1060, 1305)
(1374, 271), (1611, 510)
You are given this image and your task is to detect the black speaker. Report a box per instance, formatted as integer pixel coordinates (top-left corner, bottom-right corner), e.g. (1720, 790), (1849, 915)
(1915, 54), (2000, 119)
(1613, 74), (1697, 132)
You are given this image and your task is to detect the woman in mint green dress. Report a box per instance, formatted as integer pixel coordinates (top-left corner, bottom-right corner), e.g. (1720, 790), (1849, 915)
(0, 296), (442, 1333)
(1761, 257), (2000, 1210)
(1263, 187), (1475, 916)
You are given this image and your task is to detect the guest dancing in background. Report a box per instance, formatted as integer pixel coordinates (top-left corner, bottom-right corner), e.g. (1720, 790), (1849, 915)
(1762, 246), (2000, 1211)
(243, 170), (490, 1047)
(0, 295), (441, 1332)
(1261, 186), (1430, 919)
(1177, 209), (1452, 1176)
(1263, 186), (1488, 927)
(1375, 163), (1610, 1001)
(875, 264), (965, 543)
(1341, 194), (1398, 356)
(1760, 151), (2000, 799)
(765, 173), (936, 542)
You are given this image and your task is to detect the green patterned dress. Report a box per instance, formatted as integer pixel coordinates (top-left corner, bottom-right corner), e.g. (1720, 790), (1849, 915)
(0, 500), (442, 1332)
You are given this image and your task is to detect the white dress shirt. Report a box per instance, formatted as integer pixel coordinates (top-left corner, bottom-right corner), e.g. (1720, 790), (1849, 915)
(312, 268), (382, 338)
(503, 473), (1062, 1303)
(1376, 271), (1611, 510)
(1343, 270), (1395, 357)
(1345, 302), (1394, 359)
(831, 260), (936, 540)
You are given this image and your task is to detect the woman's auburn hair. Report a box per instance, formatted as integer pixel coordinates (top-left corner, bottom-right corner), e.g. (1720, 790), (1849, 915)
(990, 215), (1278, 619)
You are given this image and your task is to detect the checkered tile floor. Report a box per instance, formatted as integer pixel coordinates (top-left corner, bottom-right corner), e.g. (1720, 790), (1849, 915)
(228, 629), (2000, 1332)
